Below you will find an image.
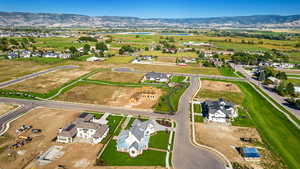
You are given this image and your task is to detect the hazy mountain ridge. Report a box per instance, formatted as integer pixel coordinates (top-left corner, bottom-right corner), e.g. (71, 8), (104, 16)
(0, 11), (300, 28)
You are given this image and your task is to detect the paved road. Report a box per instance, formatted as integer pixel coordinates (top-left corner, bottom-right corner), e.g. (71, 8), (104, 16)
(0, 103), (37, 135)
(0, 65), (78, 88)
(232, 64), (300, 119)
(113, 67), (244, 81)
(0, 76), (226, 169)
(173, 76), (225, 169)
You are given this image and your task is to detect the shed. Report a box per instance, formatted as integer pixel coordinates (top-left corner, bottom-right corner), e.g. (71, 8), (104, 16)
(241, 147), (260, 158)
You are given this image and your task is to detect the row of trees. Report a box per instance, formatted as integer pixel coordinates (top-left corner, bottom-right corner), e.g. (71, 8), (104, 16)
(0, 37), (35, 51)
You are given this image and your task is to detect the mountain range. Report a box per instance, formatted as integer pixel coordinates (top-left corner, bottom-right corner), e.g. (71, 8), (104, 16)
(0, 11), (300, 28)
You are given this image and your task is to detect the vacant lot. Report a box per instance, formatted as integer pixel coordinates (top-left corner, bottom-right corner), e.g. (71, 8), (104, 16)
(126, 64), (220, 75)
(0, 60), (54, 82)
(196, 80), (244, 105)
(5, 68), (90, 93)
(57, 83), (162, 109)
(195, 123), (285, 169)
(89, 69), (144, 83)
(0, 107), (97, 169)
(156, 57), (177, 63)
(0, 103), (16, 116)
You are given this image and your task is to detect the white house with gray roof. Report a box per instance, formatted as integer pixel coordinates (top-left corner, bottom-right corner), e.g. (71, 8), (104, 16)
(116, 119), (167, 157)
(203, 98), (237, 123)
(143, 72), (170, 83)
(57, 112), (109, 144)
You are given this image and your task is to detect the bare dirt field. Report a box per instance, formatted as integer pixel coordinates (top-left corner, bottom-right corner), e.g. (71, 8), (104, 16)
(121, 63), (221, 75)
(0, 107), (103, 169)
(57, 83), (162, 109)
(0, 103), (16, 116)
(89, 167), (166, 169)
(0, 60), (53, 82)
(4, 68), (90, 93)
(156, 57), (177, 63)
(201, 80), (241, 93)
(89, 69), (144, 83)
(195, 123), (285, 169)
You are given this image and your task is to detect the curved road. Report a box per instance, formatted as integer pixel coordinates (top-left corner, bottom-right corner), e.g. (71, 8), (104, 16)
(173, 76), (225, 169)
(0, 76), (226, 169)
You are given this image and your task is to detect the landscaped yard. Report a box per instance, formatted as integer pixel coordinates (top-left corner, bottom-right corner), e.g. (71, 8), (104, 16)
(149, 131), (170, 150)
(231, 107), (254, 127)
(170, 76), (186, 83)
(99, 140), (166, 166)
(101, 115), (124, 144)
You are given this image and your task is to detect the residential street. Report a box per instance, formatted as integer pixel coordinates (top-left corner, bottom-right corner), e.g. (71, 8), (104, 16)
(173, 76), (225, 169)
(232, 64), (300, 119)
(0, 76), (226, 169)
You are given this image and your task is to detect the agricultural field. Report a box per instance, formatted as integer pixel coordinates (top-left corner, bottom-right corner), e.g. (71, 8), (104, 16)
(33, 37), (96, 51)
(57, 83), (162, 110)
(89, 69), (144, 83)
(200, 79), (300, 169)
(103, 56), (135, 64)
(0, 103), (16, 116)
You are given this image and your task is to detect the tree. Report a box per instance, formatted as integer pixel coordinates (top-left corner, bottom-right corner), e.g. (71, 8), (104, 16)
(119, 45), (135, 55)
(295, 99), (300, 110)
(78, 36), (97, 42)
(276, 72), (287, 80)
(295, 43), (300, 48)
(83, 44), (90, 55)
(144, 47), (149, 51)
(276, 82), (286, 96)
(69, 46), (79, 58)
(96, 42), (108, 51)
(286, 82), (295, 96)
(258, 71), (266, 81)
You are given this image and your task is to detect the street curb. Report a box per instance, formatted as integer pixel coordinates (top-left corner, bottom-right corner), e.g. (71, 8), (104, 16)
(190, 77), (233, 169)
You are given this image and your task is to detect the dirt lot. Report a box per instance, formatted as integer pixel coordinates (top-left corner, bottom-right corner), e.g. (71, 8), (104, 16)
(201, 80), (241, 93)
(57, 84), (162, 110)
(0, 107), (105, 169)
(120, 63), (220, 75)
(156, 57), (177, 63)
(0, 103), (16, 116)
(89, 69), (144, 83)
(89, 167), (166, 169)
(0, 60), (53, 82)
(195, 123), (285, 169)
(4, 68), (91, 93)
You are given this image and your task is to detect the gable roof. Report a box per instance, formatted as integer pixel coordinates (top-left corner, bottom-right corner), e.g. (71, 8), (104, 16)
(204, 98), (235, 115)
(145, 72), (168, 79)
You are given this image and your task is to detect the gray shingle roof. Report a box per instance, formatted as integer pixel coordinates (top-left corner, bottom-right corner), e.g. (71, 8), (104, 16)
(145, 72), (168, 80)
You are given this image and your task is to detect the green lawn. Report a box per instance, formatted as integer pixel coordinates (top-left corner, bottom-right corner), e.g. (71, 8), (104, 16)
(233, 81), (300, 169)
(231, 107), (254, 127)
(101, 115), (124, 144)
(218, 66), (238, 77)
(149, 131), (170, 150)
(100, 140), (166, 166)
(170, 76), (186, 83)
(91, 112), (104, 119)
(125, 117), (136, 129)
(193, 103), (202, 114)
(287, 78), (300, 86)
(103, 56), (134, 64)
(194, 115), (204, 123)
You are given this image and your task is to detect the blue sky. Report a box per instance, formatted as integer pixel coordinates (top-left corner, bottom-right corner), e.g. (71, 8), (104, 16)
(0, 0), (299, 18)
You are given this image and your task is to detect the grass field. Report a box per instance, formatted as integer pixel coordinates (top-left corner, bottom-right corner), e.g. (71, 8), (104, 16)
(104, 56), (134, 64)
(149, 131), (170, 150)
(203, 79), (300, 169)
(140, 51), (198, 58)
(196, 89), (244, 105)
(170, 76), (186, 83)
(287, 78), (300, 86)
(231, 107), (254, 127)
(0, 60), (55, 82)
(100, 140), (166, 166)
(218, 66), (238, 77)
(193, 103), (202, 114)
